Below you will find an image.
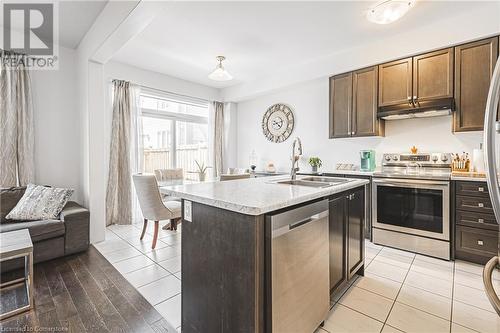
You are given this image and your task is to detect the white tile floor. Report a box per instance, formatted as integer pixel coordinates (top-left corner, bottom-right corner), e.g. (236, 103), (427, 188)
(97, 223), (500, 333)
(97, 222), (183, 331)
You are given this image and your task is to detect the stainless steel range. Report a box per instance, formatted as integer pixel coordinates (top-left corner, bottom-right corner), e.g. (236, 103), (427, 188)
(372, 153), (452, 259)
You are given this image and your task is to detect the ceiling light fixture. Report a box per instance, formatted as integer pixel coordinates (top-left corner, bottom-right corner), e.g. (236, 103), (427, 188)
(367, 0), (416, 25)
(208, 56), (233, 81)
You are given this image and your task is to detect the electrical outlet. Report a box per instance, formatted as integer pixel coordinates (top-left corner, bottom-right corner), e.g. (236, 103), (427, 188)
(184, 200), (192, 222)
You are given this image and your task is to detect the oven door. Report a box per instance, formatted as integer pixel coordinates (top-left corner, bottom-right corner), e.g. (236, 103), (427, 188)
(372, 178), (450, 241)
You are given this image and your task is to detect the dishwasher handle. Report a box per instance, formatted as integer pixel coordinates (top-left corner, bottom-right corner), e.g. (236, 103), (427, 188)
(271, 199), (329, 238)
(272, 211), (328, 238)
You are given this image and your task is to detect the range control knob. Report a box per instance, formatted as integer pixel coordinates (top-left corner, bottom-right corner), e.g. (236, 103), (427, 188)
(384, 155), (391, 161)
(432, 155), (439, 162)
(392, 155), (399, 161)
(441, 154), (448, 162)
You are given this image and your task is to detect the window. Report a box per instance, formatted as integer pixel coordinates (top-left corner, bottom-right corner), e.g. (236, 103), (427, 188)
(140, 90), (209, 177)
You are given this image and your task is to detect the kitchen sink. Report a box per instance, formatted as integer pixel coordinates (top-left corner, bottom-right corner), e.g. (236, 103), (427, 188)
(301, 176), (350, 184)
(276, 180), (333, 188)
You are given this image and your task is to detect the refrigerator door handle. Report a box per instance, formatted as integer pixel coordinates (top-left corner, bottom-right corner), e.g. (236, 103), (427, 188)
(482, 56), (500, 316)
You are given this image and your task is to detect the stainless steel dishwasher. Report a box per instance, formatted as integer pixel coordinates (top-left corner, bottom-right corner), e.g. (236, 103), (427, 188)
(269, 199), (330, 333)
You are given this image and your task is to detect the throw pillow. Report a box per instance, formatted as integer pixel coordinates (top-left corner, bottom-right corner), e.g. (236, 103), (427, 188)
(0, 187), (27, 223)
(5, 184), (74, 221)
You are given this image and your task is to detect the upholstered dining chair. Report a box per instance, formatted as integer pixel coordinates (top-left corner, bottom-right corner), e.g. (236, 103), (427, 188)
(154, 168), (183, 201)
(219, 173), (251, 181)
(132, 174), (182, 249)
(154, 168), (184, 181)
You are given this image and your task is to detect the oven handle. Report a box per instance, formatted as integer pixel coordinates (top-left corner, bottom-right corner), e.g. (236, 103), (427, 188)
(372, 178), (450, 188)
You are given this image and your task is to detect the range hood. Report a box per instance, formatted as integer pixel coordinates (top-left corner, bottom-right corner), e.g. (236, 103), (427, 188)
(377, 97), (454, 120)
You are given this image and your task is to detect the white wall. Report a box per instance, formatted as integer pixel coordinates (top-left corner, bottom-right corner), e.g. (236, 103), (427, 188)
(104, 61), (221, 101)
(30, 46), (83, 202)
(236, 77), (483, 173)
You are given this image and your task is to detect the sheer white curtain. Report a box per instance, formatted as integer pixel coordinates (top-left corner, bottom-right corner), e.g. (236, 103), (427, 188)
(105, 80), (142, 225)
(0, 51), (35, 186)
(208, 101), (224, 177)
(130, 85), (143, 223)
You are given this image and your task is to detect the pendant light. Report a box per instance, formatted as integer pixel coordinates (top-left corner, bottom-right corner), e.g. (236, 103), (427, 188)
(208, 56), (233, 81)
(367, 0), (416, 25)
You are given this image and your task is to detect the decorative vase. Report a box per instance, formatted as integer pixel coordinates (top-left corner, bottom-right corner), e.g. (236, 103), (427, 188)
(198, 172), (206, 181)
(311, 166), (318, 173)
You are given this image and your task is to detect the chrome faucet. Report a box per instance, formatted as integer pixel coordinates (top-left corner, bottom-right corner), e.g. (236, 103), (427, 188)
(290, 137), (303, 180)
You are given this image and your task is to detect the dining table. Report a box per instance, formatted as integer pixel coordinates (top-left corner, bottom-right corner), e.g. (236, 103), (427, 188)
(157, 177), (217, 230)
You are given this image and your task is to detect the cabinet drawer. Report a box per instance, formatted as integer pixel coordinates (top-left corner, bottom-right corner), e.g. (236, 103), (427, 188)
(456, 225), (498, 258)
(455, 181), (489, 198)
(456, 195), (493, 214)
(456, 210), (499, 231)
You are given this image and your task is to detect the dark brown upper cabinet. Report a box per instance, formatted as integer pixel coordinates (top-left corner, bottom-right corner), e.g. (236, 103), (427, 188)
(329, 73), (352, 138)
(378, 49), (453, 112)
(353, 66), (384, 137)
(413, 48), (454, 105)
(454, 37), (499, 132)
(378, 58), (413, 108)
(329, 67), (384, 138)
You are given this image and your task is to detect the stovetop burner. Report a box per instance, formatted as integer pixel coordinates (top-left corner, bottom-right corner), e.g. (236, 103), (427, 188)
(374, 153), (452, 180)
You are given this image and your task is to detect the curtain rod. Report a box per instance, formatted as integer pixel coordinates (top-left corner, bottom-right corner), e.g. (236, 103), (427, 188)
(0, 48), (42, 60)
(110, 78), (214, 104)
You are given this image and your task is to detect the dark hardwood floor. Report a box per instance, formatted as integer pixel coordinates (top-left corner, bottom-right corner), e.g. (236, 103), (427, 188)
(0, 246), (175, 332)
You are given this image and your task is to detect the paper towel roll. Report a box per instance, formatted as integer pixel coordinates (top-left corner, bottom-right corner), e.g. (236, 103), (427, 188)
(473, 148), (485, 173)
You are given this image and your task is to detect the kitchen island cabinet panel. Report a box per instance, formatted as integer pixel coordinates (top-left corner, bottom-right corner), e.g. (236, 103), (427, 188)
(328, 187), (365, 297)
(182, 201), (264, 333)
(329, 195), (347, 292)
(347, 187), (365, 278)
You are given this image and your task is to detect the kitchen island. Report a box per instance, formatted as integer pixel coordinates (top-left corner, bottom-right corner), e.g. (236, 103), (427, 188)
(160, 175), (368, 333)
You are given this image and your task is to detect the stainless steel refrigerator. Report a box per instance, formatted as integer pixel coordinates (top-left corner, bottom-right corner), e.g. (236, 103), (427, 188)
(483, 55), (500, 315)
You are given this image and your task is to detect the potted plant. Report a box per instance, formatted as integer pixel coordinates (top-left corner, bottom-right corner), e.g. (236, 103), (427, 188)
(308, 157), (322, 173)
(195, 160), (209, 181)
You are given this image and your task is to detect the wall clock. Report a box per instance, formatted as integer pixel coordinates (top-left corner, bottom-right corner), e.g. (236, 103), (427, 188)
(262, 103), (295, 143)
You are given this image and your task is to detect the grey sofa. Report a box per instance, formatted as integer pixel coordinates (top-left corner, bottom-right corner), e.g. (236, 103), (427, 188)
(0, 186), (90, 271)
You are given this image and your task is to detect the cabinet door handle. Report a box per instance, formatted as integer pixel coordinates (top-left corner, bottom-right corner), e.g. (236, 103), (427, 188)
(478, 202), (484, 208)
(413, 96), (419, 107)
(407, 96), (412, 107)
(478, 218), (484, 223)
(477, 240), (484, 246)
(478, 187), (485, 192)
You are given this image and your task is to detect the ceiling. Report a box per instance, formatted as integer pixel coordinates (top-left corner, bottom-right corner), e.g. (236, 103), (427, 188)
(1, 0), (107, 49)
(111, 1), (490, 89)
(58, 0), (108, 49)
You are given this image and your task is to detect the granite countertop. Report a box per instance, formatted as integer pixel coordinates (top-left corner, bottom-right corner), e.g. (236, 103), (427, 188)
(160, 175), (369, 215)
(450, 175), (487, 182)
(302, 169), (379, 177)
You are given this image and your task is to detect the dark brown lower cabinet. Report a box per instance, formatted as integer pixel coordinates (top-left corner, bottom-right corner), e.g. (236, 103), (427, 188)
(456, 225), (498, 264)
(323, 173), (372, 240)
(347, 188), (365, 278)
(329, 195), (347, 292)
(329, 187), (365, 295)
(454, 180), (499, 265)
